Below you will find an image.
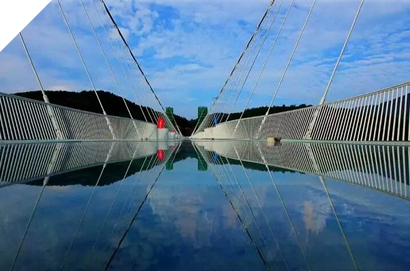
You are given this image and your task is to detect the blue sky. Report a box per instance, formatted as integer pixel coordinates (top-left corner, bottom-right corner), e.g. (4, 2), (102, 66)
(1, 0), (410, 118)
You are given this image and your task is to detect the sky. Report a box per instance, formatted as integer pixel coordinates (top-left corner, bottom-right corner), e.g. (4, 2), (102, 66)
(1, 0), (410, 119)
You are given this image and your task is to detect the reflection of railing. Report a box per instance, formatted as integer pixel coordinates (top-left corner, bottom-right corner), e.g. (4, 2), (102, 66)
(197, 141), (410, 200)
(195, 141), (363, 271)
(0, 141), (175, 184)
(0, 142), (178, 271)
(202, 82), (410, 141)
(0, 93), (157, 140)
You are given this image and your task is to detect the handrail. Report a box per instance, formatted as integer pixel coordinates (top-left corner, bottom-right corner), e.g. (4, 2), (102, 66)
(216, 81), (410, 125)
(0, 92), (160, 141)
(200, 81), (410, 142)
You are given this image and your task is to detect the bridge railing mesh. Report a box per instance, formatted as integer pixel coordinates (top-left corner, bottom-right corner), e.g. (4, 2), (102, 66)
(0, 93), (156, 141)
(209, 82), (410, 142)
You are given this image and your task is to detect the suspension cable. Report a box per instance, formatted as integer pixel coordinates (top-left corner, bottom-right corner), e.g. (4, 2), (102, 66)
(234, 0), (294, 135)
(19, 33), (63, 139)
(56, 0), (116, 139)
(218, 5), (277, 124)
(90, 0), (148, 123)
(200, 1), (275, 132)
(98, 3), (163, 123)
(80, 0), (141, 138)
(305, 0), (365, 139)
(216, 26), (268, 125)
(320, 0), (365, 105)
(193, 0), (277, 135)
(96, 0), (160, 124)
(94, 0), (159, 125)
(256, 0), (318, 139)
(99, 0), (177, 132)
(226, 0), (284, 123)
(97, 3), (162, 127)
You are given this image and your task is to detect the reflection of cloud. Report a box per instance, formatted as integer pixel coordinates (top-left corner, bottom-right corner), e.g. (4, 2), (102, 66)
(149, 185), (240, 249)
(303, 199), (331, 235)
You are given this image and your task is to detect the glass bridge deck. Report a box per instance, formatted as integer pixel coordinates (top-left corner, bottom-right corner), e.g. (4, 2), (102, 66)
(0, 140), (409, 271)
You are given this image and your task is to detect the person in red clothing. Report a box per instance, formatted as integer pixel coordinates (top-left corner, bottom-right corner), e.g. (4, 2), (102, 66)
(157, 117), (165, 129)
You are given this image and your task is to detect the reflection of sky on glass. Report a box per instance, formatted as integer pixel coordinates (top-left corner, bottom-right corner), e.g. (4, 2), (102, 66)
(0, 141), (409, 271)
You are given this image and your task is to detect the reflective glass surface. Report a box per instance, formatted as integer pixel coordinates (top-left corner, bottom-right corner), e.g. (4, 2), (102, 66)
(0, 140), (409, 271)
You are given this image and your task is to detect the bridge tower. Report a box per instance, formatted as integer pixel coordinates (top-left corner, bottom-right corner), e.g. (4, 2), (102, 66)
(197, 107), (208, 128)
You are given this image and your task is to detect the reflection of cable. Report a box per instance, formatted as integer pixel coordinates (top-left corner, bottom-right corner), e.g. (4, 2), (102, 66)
(213, 170), (270, 270)
(9, 177), (49, 271)
(120, 156), (156, 216)
(233, 146), (289, 270)
(98, 155), (158, 259)
(83, 144), (140, 270)
(118, 156), (157, 222)
(221, 156), (273, 263)
(118, 141), (180, 226)
(200, 144), (273, 269)
(60, 163), (108, 271)
(191, 143), (270, 270)
(82, 163), (130, 270)
(10, 144), (62, 271)
(60, 143), (115, 270)
(257, 143), (312, 271)
(319, 177), (359, 271)
(104, 166), (163, 270)
(103, 143), (181, 271)
(304, 143), (359, 271)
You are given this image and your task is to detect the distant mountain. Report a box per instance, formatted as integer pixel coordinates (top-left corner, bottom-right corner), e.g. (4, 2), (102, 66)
(16, 90), (154, 122)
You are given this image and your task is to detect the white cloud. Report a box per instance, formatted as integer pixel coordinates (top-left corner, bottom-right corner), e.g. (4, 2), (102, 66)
(1, 0), (410, 118)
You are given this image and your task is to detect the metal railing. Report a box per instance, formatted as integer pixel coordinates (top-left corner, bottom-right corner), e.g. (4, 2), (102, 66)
(0, 93), (157, 141)
(200, 81), (410, 142)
